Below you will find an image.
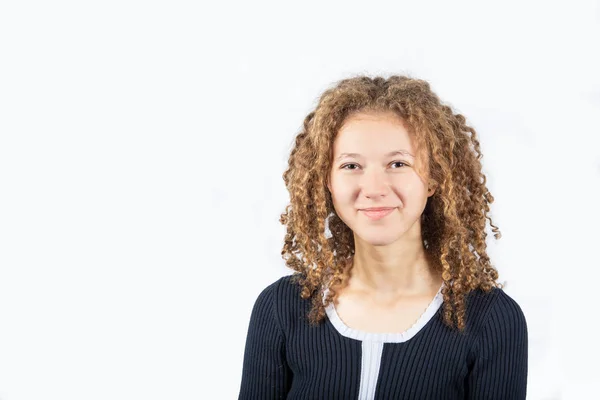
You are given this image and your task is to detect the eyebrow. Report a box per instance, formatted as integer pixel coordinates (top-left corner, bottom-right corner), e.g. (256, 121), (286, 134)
(335, 150), (415, 161)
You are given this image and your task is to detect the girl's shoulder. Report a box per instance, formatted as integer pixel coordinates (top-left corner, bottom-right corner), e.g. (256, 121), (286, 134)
(251, 273), (310, 329)
(464, 284), (527, 336)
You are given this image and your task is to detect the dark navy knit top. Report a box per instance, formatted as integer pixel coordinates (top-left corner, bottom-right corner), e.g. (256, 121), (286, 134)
(238, 274), (528, 399)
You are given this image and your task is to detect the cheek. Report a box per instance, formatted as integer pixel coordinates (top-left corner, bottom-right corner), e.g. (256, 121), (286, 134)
(330, 180), (356, 201)
(391, 179), (428, 206)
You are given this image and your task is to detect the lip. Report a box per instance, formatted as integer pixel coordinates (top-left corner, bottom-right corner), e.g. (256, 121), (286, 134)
(360, 207), (396, 220)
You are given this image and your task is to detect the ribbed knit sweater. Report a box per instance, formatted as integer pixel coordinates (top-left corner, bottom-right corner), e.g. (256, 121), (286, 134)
(238, 274), (528, 399)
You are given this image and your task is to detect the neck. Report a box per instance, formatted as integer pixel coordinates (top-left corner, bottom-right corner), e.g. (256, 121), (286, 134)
(349, 232), (441, 297)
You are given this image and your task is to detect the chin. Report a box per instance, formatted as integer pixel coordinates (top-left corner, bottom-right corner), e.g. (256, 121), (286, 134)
(355, 231), (404, 247)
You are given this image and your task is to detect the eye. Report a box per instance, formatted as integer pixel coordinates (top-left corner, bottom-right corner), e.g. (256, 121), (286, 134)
(391, 161), (407, 168)
(340, 163), (359, 170)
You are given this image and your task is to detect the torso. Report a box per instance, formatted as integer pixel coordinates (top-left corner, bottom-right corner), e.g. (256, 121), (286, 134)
(331, 276), (444, 334)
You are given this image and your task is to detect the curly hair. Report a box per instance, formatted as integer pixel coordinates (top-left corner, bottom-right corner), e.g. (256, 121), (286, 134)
(279, 74), (503, 333)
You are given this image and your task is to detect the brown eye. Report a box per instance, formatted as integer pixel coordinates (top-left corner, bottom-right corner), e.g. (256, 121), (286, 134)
(391, 161), (407, 168)
(341, 163), (359, 170)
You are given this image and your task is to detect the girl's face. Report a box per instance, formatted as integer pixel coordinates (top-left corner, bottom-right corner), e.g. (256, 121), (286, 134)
(327, 111), (435, 247)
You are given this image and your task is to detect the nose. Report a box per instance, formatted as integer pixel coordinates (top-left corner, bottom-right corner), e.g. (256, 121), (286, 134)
(361, 169), (390, 198)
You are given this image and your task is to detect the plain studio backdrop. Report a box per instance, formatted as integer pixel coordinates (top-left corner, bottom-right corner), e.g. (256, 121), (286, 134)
(1, 1), (598, 399)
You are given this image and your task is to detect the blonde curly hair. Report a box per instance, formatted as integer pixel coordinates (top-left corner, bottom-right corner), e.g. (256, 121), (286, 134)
(279, 74), (503, 332)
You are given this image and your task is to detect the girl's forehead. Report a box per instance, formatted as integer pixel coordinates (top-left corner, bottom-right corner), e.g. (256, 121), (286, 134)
(334, 118), (415, 153)
(340, 110), (407, 128)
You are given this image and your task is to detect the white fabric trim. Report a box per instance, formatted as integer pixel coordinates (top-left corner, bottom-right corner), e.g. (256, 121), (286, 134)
(323, 283), (445, 343)
(358, 340), (384, 400)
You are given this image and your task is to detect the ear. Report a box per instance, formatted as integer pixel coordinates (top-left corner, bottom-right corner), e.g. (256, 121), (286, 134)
(427, 181), (437, 197)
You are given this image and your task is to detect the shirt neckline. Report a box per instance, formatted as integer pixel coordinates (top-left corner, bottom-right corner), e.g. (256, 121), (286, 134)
(323, 283), (445, 343)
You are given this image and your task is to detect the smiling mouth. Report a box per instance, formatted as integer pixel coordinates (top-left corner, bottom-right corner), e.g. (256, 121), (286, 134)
(361, 208), (395, 220)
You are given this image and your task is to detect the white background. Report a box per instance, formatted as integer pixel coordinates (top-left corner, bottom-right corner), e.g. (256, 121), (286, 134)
(1, 1), (599, 399)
